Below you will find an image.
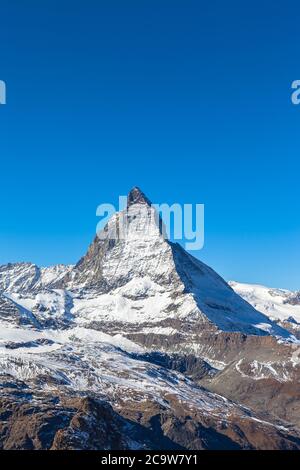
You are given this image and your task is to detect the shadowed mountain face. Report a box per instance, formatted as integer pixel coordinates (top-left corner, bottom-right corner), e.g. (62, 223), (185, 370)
(0, 187), (299, 450)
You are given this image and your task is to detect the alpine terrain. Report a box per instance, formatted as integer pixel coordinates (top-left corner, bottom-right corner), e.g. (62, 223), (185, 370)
(0, 187), (299, 450)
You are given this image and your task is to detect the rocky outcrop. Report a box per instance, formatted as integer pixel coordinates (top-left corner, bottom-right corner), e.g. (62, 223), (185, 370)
(0, 390), (299, 451)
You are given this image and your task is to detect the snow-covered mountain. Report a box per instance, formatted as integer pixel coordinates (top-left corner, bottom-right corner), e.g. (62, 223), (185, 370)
(0, 188), (293, 339)
(230, 281), (300, 339)
(230, 281), (300, 324)
(0, 263), (73, 293)
(0, 187), (300, 450)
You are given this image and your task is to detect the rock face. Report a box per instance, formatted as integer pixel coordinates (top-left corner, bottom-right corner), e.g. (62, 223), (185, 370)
(2, 392), (299, 451)
(0, 187), (300, 450)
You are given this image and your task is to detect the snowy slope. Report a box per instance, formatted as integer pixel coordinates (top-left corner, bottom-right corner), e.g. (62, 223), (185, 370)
(0, 320), (295, 438)
(0, 263), (73, 293)
(229, 281), (300, 324)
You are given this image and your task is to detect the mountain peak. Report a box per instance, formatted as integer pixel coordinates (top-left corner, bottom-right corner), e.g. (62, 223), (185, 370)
(127, 187), (152, 207)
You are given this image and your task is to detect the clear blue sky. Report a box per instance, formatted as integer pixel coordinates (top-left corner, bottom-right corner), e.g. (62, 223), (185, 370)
(0, 1), (299, 289)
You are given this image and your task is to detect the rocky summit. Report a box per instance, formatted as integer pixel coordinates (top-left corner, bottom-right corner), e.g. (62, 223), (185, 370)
(0, 187), (300, 450)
